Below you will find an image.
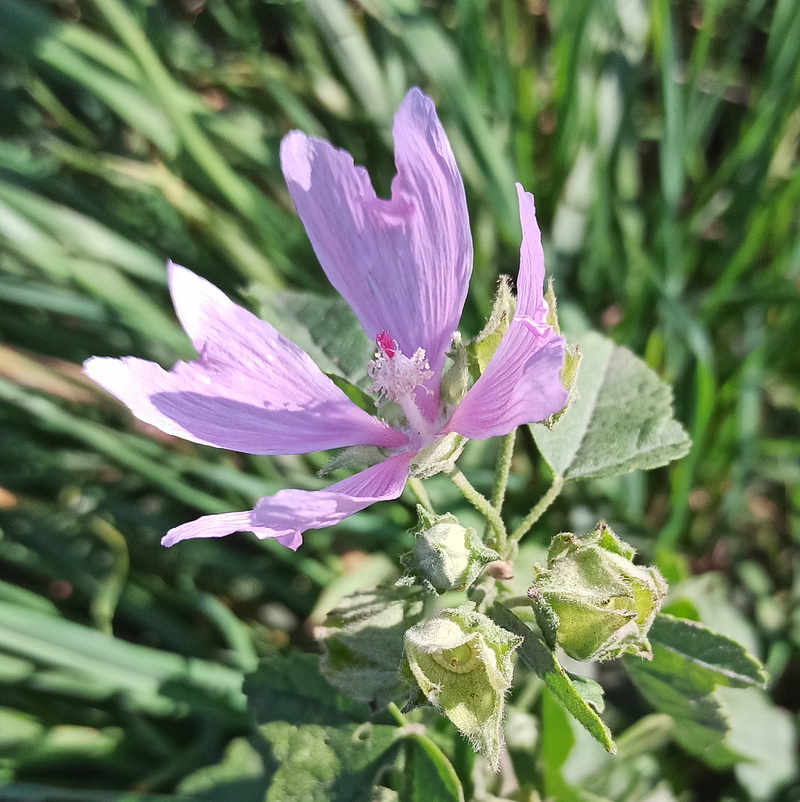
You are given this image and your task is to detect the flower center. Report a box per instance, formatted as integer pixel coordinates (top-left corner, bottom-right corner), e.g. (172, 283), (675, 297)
(368, 331), (434, 439)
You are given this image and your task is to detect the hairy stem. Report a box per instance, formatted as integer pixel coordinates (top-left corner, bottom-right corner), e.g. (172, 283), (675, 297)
(447, 467), (508, 548)
(502, 595), (534, 609)
(510, 474), (565, 543)
(408, 477), (434, 513)
(387, 702), (408, 727)
(491, 430), (516, 510)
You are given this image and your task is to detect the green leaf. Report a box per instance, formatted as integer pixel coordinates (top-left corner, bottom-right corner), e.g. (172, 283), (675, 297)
(175, 738), (269, 802)
(257, 720), (398, 802)
(245, 654), (399, 802)
(0, 601), (246, 720)
(531, 332), (691, 479)
(623, 615), (766, 767)
(565, 673), (606, 714)
(624, 653), (735, 768)
(0, 784), (192, 801)
(0, 707), (44, 751)
(0, 181), (165, 282)
(719, 687), (797, 801)
(539, 691), (613, 802)
(647, 614), (767, 688)
(0, 0), (179, 155)
(252, 288), (375, 386)
(491, 604), (615, 753)
(539, 690), (583, 802)
(315, 587), (425, 707)
(402, 734), (465, 802)
(244, 653), (369, 727)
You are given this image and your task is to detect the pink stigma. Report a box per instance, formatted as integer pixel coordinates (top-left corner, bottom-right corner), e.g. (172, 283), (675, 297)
(376, 331), (396, 359)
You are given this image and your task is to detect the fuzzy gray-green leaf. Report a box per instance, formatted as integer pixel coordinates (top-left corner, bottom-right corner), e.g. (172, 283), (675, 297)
(531, 332), (691, 479)
(647, 614), (767, 689)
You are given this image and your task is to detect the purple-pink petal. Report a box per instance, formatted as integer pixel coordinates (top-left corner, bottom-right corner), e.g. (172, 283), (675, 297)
(511, 183), (551, 325)
(445, 186), (567, 439)
(280, 88), (472, 389)
(84, 265), (406, 455)
(162, 453), (413, 549)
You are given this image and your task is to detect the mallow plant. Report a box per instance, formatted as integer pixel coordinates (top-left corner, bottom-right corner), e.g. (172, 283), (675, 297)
(85, 89), (766, 798)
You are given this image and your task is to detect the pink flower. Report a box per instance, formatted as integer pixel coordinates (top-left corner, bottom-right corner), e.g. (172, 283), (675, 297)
(84, 89), (566, 551)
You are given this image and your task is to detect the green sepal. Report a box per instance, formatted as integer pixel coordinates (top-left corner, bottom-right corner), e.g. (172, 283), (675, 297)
(467, 276), (515, 380)
(402, 603), (522, 770)
(409, 432), (466, 479)
(402, 506), (499, 592)
(527, 578), (559, 651)
(319, 445), (389, 476)
(527, 523), (666, 661)
(541, 278), (580, 429)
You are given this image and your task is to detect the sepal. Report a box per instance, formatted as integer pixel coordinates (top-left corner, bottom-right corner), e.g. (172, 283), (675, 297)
(319, 445), (389, 476)
(541, 278), (580, 429)
(527, 523), (667, 661)
(440, 332), (470, 410)
(401, 603), (522, 769)
(467, 276), (515, 380)
(409, 432), (466, 479)
(402, 506), (499, 592)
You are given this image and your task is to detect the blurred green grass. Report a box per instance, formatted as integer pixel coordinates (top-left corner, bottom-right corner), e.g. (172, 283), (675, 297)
(0, 0), (798, 798)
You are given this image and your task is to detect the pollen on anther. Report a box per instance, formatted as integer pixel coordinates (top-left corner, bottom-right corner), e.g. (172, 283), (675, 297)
(376, 331), (396, 359)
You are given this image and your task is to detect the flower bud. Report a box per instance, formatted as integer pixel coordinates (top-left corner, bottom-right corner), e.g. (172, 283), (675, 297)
(315, 588), (424, 707)
(440, 332), (470, 409)
(402, 603), (522, 769)
(527, 523), (667, 662)
(407, 507), (499, 592)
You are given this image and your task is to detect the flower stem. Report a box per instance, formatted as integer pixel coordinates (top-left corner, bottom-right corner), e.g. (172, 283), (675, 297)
(408, 477), (434, 513)
(491, 430), (516, 510)
(510, 474), (565, 543)
(447, 467), (508, 548)
(502, 595), (534, 609)
(387, 702), (408, 727)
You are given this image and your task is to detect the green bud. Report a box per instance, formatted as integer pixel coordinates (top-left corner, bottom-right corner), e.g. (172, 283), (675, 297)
(527, 523), (667, 662)
(402, 603), (522, 769)
(467, 276), (516, 380)
(406, 507), (499, 591)
(409, 432), (466, 479)
(316, 588), (424, 707)
(440, 332), (470, 410)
